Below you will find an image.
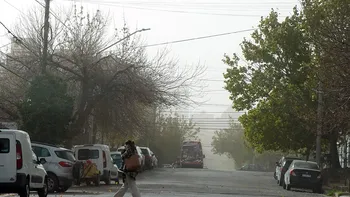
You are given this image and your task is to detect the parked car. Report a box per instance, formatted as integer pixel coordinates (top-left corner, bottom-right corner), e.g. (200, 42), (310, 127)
(111, 151), (123, 169)
(140, 147), (154, 169)
(73, 144), (119, 185)
(283, 160), (322, 193)
(275, 156), (300, 186)
(0, 129), (48, 197)
(32, 142), (75, 193)
(117, 146), (145, 171)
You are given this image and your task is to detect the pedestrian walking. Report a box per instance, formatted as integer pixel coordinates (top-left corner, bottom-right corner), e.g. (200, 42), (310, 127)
(114, 140), (141, 197)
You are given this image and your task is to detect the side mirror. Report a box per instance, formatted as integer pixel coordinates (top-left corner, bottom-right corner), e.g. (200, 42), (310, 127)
(39, 158), (46, 164)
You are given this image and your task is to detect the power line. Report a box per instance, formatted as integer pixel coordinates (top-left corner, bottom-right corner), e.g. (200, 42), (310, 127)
(0, 43), (11, 49)
(160, 111), (244, 114)
(141, 28), (256, 48)
(34, 0), (71, 30)
(73, 0), (291, 17)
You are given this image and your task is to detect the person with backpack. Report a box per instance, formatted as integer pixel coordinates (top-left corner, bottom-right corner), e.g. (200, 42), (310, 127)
(114, 140), (141, 197)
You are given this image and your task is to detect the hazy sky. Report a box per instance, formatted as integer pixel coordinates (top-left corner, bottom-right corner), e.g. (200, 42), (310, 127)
(0, 0), (300, 114)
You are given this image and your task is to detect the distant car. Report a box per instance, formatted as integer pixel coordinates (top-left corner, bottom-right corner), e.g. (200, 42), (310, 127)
(111, 151), (123, 169)
(32, 142), (75, 193)
(283, 160), (322, 193)
(275, 156), (300, 186)
(140, 147), (153, 169)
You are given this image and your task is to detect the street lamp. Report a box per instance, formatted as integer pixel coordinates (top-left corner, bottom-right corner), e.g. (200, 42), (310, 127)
(96, 28), (151, 55)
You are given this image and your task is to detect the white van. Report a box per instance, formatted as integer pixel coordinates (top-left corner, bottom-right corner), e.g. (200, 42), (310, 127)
(73, 144), (118, 185)
(0, 129), (48, 197)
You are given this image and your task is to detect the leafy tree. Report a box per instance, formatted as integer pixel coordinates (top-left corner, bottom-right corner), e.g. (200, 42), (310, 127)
(302, 0), (350, 169)
(19, 74), (74, 144)
(212, 120), (285, 170)
(211, 121), (254, 168)
(223, 9), (317, 154)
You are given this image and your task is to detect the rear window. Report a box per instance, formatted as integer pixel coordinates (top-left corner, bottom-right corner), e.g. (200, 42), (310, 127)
(77, 149), (99, 160)
(294, 162), (319, 170)
(55, 150), (75, 162)
(141, 148), (149, 155)
(0, 138), (10, 153)
(111, 154), (122, 160)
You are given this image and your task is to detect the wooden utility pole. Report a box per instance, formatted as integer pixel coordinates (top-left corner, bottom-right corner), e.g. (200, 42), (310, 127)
(41, 0), (51, 74)
(316, 82), (323, 166)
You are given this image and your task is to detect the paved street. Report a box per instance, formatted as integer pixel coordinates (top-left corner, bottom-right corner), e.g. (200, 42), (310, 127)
(27, 168), (327, 197)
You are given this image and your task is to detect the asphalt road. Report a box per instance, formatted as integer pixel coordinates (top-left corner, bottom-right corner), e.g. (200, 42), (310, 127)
(2, 168), (325, 197)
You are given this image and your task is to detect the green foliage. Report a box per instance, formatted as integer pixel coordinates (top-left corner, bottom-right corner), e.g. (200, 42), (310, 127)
(19, 74), (74, 144)
(139, 112), (199, 165)
(211, 121), (254, 168)
(211, 120), (284, 169)
(223, 8), (318, 154)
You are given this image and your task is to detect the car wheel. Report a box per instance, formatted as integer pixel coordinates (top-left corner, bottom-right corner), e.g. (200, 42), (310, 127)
(286, 183), (291, 191)
(38, 177), (48, 197)
(57, 186), (70, 193)
(94, 176), (100, 186)
(47, 173), (59, 193)
(19, 179), (30, 197)
(104, 173), (111, 185)
(279, 177), (283, 186)
(313, 186), (322, 193)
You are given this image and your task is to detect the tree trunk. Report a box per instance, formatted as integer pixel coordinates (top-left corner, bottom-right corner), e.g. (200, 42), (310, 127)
(330, 130), (341, 169)
(92, 115), (97, 144)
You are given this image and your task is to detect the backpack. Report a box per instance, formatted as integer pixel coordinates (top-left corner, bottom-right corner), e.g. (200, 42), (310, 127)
(125, 154), (141, 171)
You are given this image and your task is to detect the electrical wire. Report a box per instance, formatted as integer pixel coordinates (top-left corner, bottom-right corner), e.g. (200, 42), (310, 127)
(65, 0), (291, 17)
(34, 0), (71, 30)
(141, 28), (256, 48)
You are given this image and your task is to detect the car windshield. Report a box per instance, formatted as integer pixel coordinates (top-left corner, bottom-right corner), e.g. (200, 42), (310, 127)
(141, 148), (149, 155)
(111, 153), (121, 160)
(55, 150), (75, 162)
(77, 149), (99, 160)
(294, 162), (319, 170)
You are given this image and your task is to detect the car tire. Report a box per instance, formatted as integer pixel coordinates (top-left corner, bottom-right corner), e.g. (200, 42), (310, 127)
(313, 186), (322, 193)
(279, 177), (283, 186)
(38, 177), (48, 197)
(47, 173), (59, 193)
(104, 173), (111, 185)
(57, 186), (70, 193)
(18, 179), (30, 197)
(286, 183), (291, 191)
(94, 176), (100, 186)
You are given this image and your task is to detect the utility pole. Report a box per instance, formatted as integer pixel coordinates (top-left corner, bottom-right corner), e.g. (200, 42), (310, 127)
(41, 0), (51, 74)
(316, 81), (324, 166)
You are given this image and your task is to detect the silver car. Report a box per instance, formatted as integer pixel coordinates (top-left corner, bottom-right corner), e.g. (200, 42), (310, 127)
(32, 142), (75, 193)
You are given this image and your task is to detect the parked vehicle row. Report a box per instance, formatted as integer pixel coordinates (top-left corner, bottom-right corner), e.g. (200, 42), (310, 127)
(0, 129), (159, 197)
(274, 156), (323, 194)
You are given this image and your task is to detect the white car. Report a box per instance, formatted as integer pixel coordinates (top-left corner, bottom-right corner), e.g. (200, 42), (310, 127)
(73, 144), (118, 185)
(0, 129), (48, 197)
(32, 142), (75, 193)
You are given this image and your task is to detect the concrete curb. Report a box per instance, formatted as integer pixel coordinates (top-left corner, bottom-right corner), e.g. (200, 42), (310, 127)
(335, 192), (350, 197)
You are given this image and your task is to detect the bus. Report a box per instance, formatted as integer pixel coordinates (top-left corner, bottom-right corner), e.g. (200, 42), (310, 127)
(180, 140), (205, 168)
